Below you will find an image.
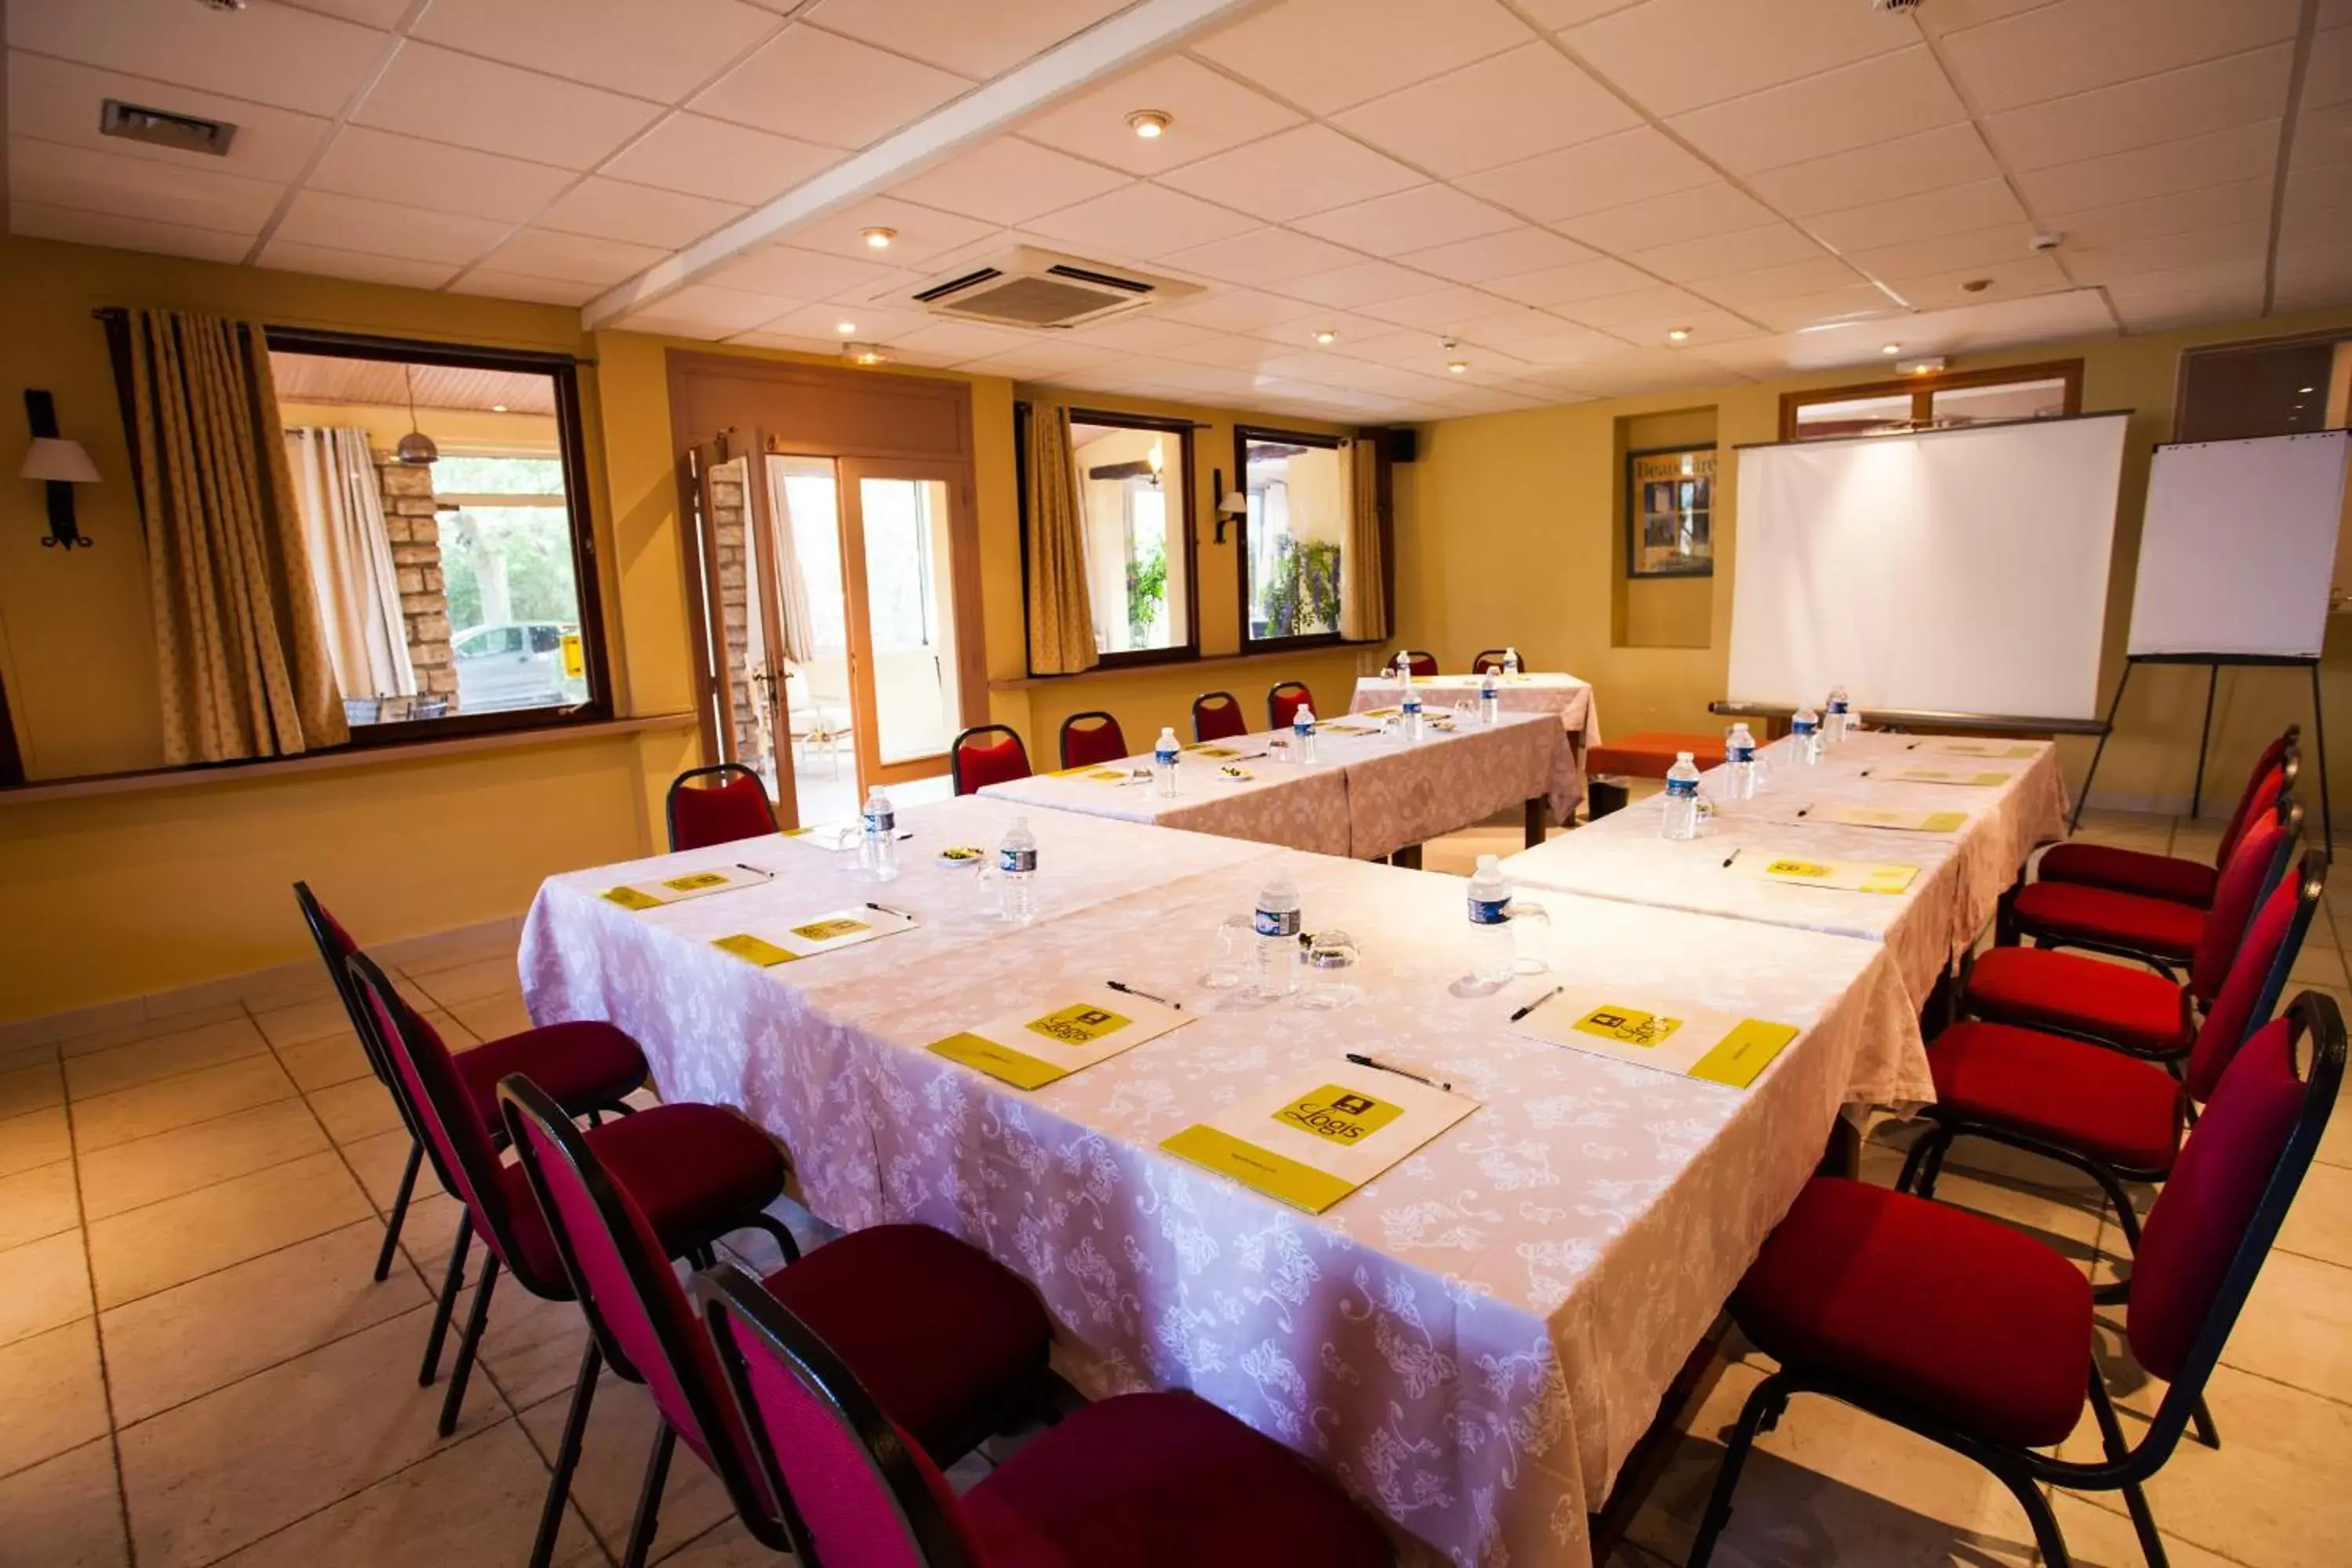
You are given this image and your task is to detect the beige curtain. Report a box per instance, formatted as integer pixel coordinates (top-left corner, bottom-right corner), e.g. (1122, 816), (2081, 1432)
(1339, 436), (1388, 642)
(1023, 402), (1098, 675)
(128, 308), (347, 763)
(285, 427), (416, 701)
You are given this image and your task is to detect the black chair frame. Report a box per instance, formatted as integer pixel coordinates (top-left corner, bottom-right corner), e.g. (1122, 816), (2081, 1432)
(665, 763), (779, 854)
(949, 724), (1029, 795)
(1058, 710), (1127, 770)
(1693, 991), (2345, 1568)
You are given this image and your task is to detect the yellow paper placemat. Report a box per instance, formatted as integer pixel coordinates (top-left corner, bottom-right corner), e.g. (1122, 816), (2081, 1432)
(1512, 991), (1800, 1090)
(602, 865), (770, 909)
(1880, 768), (2014, 787)
(1924, 741), (2039, 760)
(1161, 1070), (1476, 1214)
(712, 933), (798, 967)
(706, 906), (913, 964)
(1817, 804), (1969, 833)
(1751, 855), (1919, 894)
(926, 985), (1188, 1091)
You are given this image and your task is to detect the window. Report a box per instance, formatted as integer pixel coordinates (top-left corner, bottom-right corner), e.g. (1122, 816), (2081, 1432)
(2176, 331), (2352, 441)
(1238, 426), (1348, 648)
(264, 332), (607, 740)
(1069, 412), (1195, 665)
(1780, 360), (2083, 441)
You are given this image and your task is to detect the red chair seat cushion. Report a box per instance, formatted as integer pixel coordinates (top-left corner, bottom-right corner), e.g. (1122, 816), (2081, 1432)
(1965, 947), (2192, 1058)
(1587, 731), (1728, 778)
(964, 1391), (1391, 1568)
(762, 1224), (1051, 1460)
(2037, 843), (2216, 908)
(1733, 1178), (2092, 1448)
(2009, 881), (2204, 961)
(456, 1020), (647, 1133)
(1928, 1022), (2185, 1172)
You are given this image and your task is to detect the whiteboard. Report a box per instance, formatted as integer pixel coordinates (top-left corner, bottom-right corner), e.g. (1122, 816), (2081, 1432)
(2126, 430), (2349, 659)
(1727, 415), (2129, 721)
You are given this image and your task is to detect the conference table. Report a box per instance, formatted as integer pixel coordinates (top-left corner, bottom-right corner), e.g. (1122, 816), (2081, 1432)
(519, 793), (1925, 1568)
(1350, 672), (1600, 822)
(977, 709), (1563, 860)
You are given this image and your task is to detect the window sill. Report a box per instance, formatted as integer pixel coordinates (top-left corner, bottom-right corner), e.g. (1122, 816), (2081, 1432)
(993, 641), (1381, 691)
(1, 713), (698, 807)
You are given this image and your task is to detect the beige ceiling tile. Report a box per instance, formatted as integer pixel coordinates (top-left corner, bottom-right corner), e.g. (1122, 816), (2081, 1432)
(9, 200), (252, 263)
(691, 24), (970, 147)
(445, 270), (604, 306)
(886, 319), (1051, 358)
(477, 227), (668, 285)
(757, 299), (931, 341)
(1027, 183), (1262, 260)
(1159, 125), (1425, 221)
(1154, 288), (1323, 333)
(1670, 46), (1965, 177)
(1195, 0), (1534, 114)
(1561, 0), (1914, 118)
(803, 0), (1130, 77)
(308, 127), (573, 225)
(953, 341), (1126, 380)
(2111, 285), (2269, 332)
(1290, 184), (1522, 252)
(1601, 307), (1755, 348)
(413, 0), (779, 102)
(9, 136), (281, 235)
(1911, 0), (2062, 30)
(1161, 331), (1294, 368)
(1552, 282), (1721, 331)
(1806, 177), (2027, 252)
(256, 238), (458, 289)
(726, 329), (862, 356)
(1012, 56), (1305, 176)
(1324, 327), (1455, 368)
(2280, 201), (2352, 254)
(1394, 227), (1596, 285)
(2098, 254), (2267, 302)
(2295, 101), (2352, 169)
(2062, 220), (2272, 284)
(1840, 223), (2042, 280)
(706, 243), (906, 299)
(1476, 323), (1629, 367)
(1689, 254), (1868, 307)
(782, 195), (1003, 267)
(1627, 223), (1828, 285)
(601, 114), (842, 205)
(354, 44), (662, 170)
(1739, 285), (1904, 332)
(279, 0), (408, 24)
(2285, 163), (2352, 222)
(1482, 256), (1656, 307)
(1541, 344), (1750, 394)
(2307, 24), (2352, 111)
(10, 0), (390, 118)
(622, 284), (803, 337)
(2013, 120), (2282, 212)
(1876, 254), (2071, 310)
(532, 177), (744, 249)
(1456, 128), (1716, 225)
(273, 187), (514, 263)
(1163, 226), (1365, 286)
(1980, 45), (2293, 175)
(2042, 179), (2275, 249)
(1279, 259), (1457, 308)
(1332, 42), (1639, 179)
(5, 53), (331, 185)
(1744, 123), (1998, 219)
(1355, 285), (1518, 331)
(887, 138), (1130, 227)
(1552, 180), (1775, 252)
(1936, 0), (2301, 113)
(1057, 314), (1225, 354)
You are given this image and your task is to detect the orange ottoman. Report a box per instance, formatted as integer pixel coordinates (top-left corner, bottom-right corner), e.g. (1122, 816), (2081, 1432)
(1584, 731), (1729, 820)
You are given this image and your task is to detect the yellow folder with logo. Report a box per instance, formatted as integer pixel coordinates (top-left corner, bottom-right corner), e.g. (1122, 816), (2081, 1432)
(1162, 1069), (1477, 1214)
(927, 984), (1189, 1091)
(602, 864), (771, 910)
(707, 906), (916, 965)
(1510, 989), (1800, 1090)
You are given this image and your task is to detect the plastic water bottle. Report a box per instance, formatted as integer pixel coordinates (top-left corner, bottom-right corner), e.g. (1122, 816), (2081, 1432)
(1254, 872), (1301, 998)
(1468, 855), (1515, 985)
(1791, 708), (1824, 767)
(1479, 668), (1501, 726)
(1661, 752), (1702, 841)
(995, 815), (1037, 926)
(1293, 703), (1318, 764)
(1154, 726), (1181, 797)
(1726, 722), (1762, 800)
(1824, 686), (1852, 746)
(1502, 646), (1522, 677)
(860, 786), (898, 881)
(1401, 675), (1424, 742)
(1391, 650), (1410, 681)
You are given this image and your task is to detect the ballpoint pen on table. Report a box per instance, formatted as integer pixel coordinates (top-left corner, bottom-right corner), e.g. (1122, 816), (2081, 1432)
(1508, 984), (1563, 1022)
(864, 901), (916, 922)
(1795, 803), (1814, 818)
(1106, 979), (1184, 1010)
(1721, 847), (1744, 869)
(1345, 1052), (1450, 1093)
(733, 863), (776, 881)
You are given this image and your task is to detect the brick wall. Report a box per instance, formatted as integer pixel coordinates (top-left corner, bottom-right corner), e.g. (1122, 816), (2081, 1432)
(708, 459), (770, 773)
(377, 459), (457, 710)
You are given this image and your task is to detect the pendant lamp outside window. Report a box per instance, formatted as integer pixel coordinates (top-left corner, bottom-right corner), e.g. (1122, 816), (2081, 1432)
(395, 365), (437, 466)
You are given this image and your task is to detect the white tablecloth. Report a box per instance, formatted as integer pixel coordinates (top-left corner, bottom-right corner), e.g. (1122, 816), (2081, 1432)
(1352, 674), (1600, 822)
(521, 799), (1923, 1568)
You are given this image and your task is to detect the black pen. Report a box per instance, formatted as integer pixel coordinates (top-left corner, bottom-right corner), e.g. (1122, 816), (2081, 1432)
(1106, 979), (1183, 1011)
(1721, 847), (1743, 869)
(733, 863), (775, 880)
(1859, 768), (1874, 778)
(1346, 1052), (1450, 1093)
(1229, 750), (1269, 761)
(864, 900), (915, 922)
(1795, 804), (1813, 818)
(1508, 984), (1563, 1022)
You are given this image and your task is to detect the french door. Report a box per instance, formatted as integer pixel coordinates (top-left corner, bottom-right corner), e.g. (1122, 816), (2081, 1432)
(834, 457), (975, 788)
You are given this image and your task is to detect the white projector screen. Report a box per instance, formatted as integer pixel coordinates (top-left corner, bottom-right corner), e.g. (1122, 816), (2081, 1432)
(2126, 430), (2350, 659)
(1727, 414), (2129, 722)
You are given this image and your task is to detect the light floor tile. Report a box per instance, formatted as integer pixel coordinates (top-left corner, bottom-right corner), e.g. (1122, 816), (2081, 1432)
(250, 994), (359, 1051)
(70, 1055), (298, 1154)
(274, 1029), (375, 1092)
(517, 1373), (735, 1556)
(0, 1105), (73, 1177)
(58, 1002), (245, 1058)
(0, 1227), (94, 1347)
(116, 1303), (503, 1568)
(0, 1055), (65, 1119)
(0, 1438), (129, 1566)
(64, 1016), (270, 1102)
(0, 1157), (81, 1250)
(448, 992), (532, 1044)
(2275, 1158), (2352, 1269)
(86, 1149), (370, 1308)
(408, 955), (521, 1010)
(2217, 1247), (2352, 1407)
(0, 1319), (109, 1479)
(655, 1515), (774, 1566)
(458, 1275), (593, 1415)
(305, 1076), (406, 1145)
(76, 1099), (330, 1221)
(342, 1126), (445, 1213)
(2045, 1487), (2238, 1566)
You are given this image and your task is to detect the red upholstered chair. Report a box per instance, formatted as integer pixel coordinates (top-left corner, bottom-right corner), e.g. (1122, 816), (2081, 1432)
(1958, 797), (2297, 1063)
(294, 881), (649, 1283)
(1689, 991), (2345, 1568)
(2038, 730), (2298, 909)
(952, 725), (1031, 795)
(699, 1262), (1395, 1568)
(1192, 691), (1248, 743)
(667, 764), (780, 852)
(1471, 649), (1512, 674)
(1267, 681), (1315, 731)
(346, 952), (797, 1568)
(500, 1077), (1055, 1568)
(1392, 649), (1438, 677)
(1058, 710), (1128, 770)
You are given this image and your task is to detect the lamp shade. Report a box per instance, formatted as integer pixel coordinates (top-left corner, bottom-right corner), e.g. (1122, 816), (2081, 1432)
(22, 437), (99, 484)
(1216, 491), (1248, 516)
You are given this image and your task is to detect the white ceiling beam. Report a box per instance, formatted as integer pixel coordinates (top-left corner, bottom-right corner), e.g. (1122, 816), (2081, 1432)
(581, 0), (1276, 329)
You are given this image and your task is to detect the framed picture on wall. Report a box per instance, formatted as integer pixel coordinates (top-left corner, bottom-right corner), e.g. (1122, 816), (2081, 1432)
(1627, 444), (1715, 578)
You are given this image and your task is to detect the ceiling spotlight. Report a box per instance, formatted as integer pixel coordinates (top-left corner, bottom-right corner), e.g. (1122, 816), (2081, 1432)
(1667, 326), (1690, 342)
(1127, 109), (1172, 140)
(860, 227), (896, 249)
(842, 341), (889, 366)
(2300, 385), (2318, 394)
(1881, 343), (1901, 355)
(835, 320), (858, 335)
(490, 403), (508, 412)
(1960, 278), (1992, 293)
(1447, 360), (1468, 374)
(1313, 328), (1337, 345)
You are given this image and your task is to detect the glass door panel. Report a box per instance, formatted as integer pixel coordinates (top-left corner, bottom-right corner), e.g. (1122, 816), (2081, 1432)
(838, 461), (967, 782)
(765, 455), (859, 829)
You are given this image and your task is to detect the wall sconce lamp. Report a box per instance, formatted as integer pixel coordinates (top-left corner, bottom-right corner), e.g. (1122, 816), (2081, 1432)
(22, 390), (100, 550)
(1210, 467), (1247, 543)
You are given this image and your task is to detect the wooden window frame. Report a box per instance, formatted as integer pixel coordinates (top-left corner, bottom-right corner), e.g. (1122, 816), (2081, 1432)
(1235, 423), (1364, 655)
(1018, 405), (1203, 675)
(1777, 358), (2085, 442)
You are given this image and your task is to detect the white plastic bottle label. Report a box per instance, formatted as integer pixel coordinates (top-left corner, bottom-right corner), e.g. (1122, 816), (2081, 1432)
(1254, 906), (1300, 938)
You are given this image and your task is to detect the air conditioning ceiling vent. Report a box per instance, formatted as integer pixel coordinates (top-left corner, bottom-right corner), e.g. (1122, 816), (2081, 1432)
(909, 246), (1201, 330)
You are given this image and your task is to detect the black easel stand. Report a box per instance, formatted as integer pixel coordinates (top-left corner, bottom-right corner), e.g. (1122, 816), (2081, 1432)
(2071, 652), (2332, 861)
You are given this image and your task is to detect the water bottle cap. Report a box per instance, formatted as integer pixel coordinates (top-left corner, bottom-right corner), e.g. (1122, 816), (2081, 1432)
(1476, 854), (1499, 872)
(1676, 751), (1694, 762)
(1295, 706), (1315, 724)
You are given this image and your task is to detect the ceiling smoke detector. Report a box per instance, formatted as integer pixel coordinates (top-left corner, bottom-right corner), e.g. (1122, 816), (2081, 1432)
(198, 0), (249, 9)
(2031, 232), (2065, 252)
(1872, 0), (1923, 11)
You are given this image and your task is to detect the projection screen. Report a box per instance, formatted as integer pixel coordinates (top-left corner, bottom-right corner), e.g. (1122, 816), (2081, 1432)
(1726, 413), (2129, 722)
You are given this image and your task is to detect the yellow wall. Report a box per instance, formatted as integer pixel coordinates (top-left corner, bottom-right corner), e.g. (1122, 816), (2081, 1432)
(1397, 306), (2352, 815)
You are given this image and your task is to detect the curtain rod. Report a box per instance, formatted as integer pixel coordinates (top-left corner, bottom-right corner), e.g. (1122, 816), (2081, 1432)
(89, 309), (597, 368)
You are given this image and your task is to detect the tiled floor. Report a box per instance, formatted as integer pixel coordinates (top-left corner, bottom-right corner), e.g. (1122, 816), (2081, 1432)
(2, 808), (2346, 1566)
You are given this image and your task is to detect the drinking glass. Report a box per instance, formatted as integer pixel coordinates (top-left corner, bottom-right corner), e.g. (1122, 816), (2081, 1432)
(1502, 900), (1552, 975)
(1200, 914), (1254, 989)
(1298, 930), (1363, 1009)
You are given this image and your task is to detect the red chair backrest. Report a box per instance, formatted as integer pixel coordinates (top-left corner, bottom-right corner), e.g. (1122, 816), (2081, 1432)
(2212, 749), (2294, 871)
(1058, 711), (1128, 770)
(2184, 849), (2324, 1103)
(669, 765), (779, 852)
(951, 726), (1030, 795)
(1192, 691), (1247, 743)
(1268, 681), (1314, 730)
(2188, 797), (2296, 1004)
(1396, 651), (1437, 677)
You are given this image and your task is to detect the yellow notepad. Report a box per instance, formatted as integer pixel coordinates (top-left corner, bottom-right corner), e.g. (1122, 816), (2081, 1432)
(602, 865), (770, 910)
(707, 906), (914, 964)
(1511, 990), (1800, 1090)
(1926, 741), (2039, 760)
(1162, 1069), (1476, 1214)
(1817, 804), (1968, 833)
(926, 985), (1189, 1091)
(1751, 855), (1919, 894)
(1882, 768), (2015, 787)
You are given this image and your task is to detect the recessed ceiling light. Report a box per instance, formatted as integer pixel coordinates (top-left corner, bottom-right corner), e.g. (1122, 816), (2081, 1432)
(1313, 328), (1337, 345)
(490, 403), (508, 412)
(860, 227), (896, 249)
(1447, 360), (1468, 374)
(1667, 326), (1690, 342)
(1881, 343), (1900, 355)
(2299, 386), (2317, 394)
(1127, 109), (1171, 140)
(835, 321), (858, 335)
